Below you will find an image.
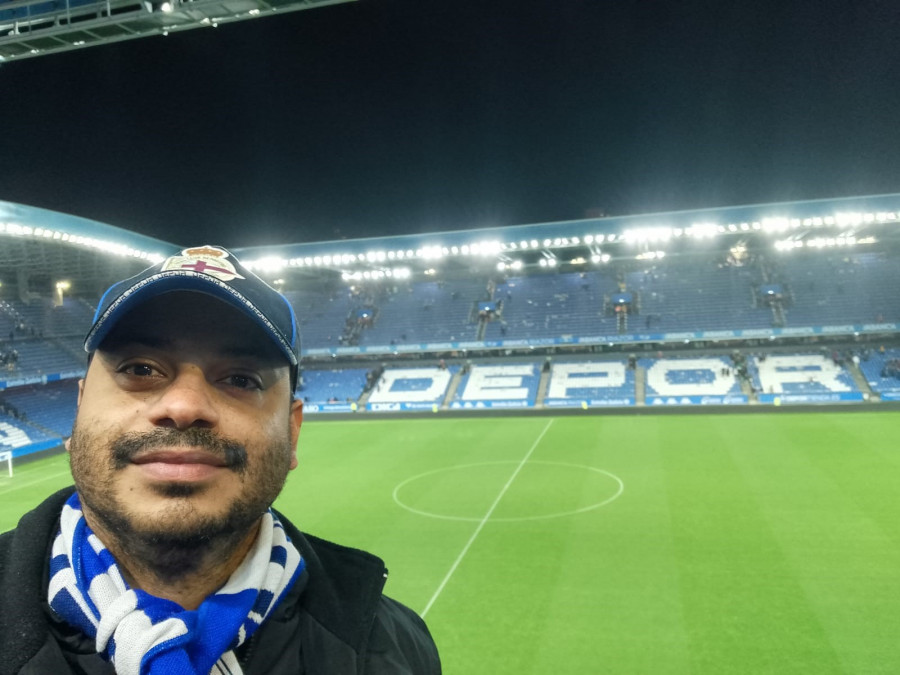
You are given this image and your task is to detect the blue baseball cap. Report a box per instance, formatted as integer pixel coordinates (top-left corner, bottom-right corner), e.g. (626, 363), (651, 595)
(84, 245), (300, 388)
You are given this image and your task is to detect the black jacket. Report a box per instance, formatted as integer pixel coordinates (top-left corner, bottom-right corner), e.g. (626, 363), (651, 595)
(0, 487), (441, 674)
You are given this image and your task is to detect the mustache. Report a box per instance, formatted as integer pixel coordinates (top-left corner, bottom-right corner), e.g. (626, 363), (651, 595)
(110, 428), (248, 474)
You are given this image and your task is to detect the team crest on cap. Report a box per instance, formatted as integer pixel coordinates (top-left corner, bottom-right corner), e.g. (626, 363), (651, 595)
(161, 245), (245, 282)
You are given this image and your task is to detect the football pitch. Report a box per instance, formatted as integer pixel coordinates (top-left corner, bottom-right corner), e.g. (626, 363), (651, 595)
(3, 411), (900, 674)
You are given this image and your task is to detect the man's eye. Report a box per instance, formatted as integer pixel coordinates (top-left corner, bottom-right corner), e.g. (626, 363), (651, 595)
(226, 374), (261, 390)
(121, 363), (157, 377)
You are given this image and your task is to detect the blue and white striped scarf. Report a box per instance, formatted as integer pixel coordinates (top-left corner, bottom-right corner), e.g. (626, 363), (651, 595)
(48, 493), (305, 675)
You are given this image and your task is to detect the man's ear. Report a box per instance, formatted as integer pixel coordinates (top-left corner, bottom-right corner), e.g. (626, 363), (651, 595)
(76, 378), (85, 408)
(288, 398), (303, 470)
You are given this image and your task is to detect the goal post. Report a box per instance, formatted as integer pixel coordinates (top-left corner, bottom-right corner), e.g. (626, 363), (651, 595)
(0, 450), (11, 478)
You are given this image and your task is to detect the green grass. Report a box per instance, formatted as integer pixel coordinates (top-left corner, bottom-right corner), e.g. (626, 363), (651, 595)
(4, 411), (900, 673)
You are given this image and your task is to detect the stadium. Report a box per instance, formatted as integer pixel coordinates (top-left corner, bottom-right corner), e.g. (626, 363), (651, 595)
(3, 192), (900, 673)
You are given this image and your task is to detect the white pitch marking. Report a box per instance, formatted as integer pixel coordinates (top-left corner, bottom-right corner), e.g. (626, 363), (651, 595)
(0, 469), (72, 494)
(393, 460), (624, 522)
(420, 419), (554, 619)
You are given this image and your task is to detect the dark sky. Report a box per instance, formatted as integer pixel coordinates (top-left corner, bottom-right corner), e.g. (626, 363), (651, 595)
(3, 0), (900, 248)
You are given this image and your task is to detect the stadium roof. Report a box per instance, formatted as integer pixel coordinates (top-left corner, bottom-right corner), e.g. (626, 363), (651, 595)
(3, 193), (900, 292)
(0, 0), (354, 62)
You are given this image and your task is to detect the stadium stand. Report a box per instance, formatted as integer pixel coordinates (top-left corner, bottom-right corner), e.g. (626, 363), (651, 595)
(543, 360), (635, 407)
(753, 353), (859, 395)
(284, 287), (360, 350)
(450, 363), (541, 409)
(2, 195), (900, 444)
(639, 356), (746, 402)
(485, 272), (613, 340)
(852, 348), (900, 399)
(0, 380), (78, 438)
(776, 252), (900, 327)
(0, 379), (74, 458)
(361, 279), (488, 346)
(367, 365), (460, 411)
(298, 368), (369, 405)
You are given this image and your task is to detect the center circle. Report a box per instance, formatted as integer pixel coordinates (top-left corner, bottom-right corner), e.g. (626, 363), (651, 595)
(392, 461), (624, 522)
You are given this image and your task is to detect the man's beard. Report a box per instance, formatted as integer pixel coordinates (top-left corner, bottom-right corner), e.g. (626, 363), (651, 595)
(68, 423), (293, 583)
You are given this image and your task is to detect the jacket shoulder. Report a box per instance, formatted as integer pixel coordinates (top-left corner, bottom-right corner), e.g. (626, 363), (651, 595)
(366, 595), (442, 674)
(274, 516), (440, 673)
(0, 487), (76, 675)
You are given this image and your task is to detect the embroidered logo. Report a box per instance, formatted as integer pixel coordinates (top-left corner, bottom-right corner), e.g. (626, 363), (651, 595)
(161, 245), (245, 282)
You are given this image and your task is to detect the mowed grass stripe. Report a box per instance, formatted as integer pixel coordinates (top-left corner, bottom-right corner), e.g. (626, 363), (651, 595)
(728, 412), (900, 674)
(659, 415), (844, 674)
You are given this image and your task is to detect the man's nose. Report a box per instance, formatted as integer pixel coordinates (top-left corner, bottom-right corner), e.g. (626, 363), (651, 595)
(148, 367), (220, 430)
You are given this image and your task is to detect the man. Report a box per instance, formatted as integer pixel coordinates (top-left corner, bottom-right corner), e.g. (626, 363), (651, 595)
(0, 245), (441, 674)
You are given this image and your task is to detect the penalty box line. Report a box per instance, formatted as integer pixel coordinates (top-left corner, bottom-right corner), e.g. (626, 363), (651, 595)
(420, 418), (555, 619)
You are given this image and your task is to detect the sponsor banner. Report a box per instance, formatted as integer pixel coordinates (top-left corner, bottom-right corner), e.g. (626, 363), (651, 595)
(880, 391), (900, 401)
(300, 323), (900, 357)
(366, 401), (441, 412)
(304, 403), (356, 413)
(647, 395), (748, 406)
(543, 398), (635, 408)
(758, 392), (865, 404)
(0, 370), (84, 391)
(448, 400), (533, 410)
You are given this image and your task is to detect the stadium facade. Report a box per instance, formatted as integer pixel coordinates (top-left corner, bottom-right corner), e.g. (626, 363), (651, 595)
(1, 195), (899, 457)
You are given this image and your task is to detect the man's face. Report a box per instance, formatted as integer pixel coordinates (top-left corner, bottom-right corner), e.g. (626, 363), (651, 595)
(68, 291), (302, 546)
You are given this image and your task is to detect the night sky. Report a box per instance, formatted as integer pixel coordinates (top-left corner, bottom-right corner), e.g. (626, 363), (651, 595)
(3, 0), (900, 248)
